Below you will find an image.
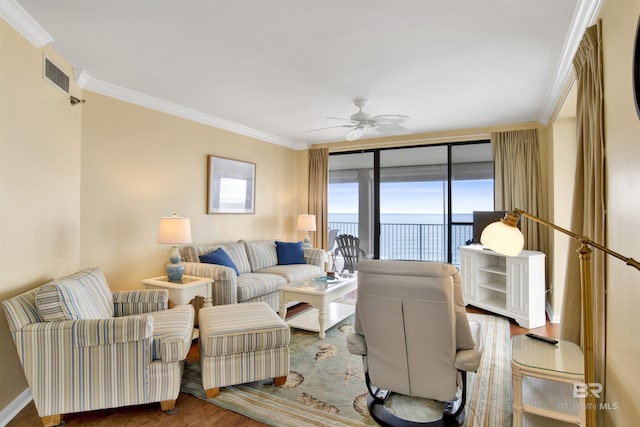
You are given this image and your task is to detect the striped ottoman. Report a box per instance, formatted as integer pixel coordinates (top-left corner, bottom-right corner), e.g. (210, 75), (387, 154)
(199, 302), (290, 398)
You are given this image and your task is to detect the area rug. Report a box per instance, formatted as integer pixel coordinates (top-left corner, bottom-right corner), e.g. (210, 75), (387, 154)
(181, 312), (511, 427)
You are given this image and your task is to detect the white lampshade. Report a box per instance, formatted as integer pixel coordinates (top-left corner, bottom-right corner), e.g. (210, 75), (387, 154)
(158, 215), (192, 245)
(480, 220), (524, 257)
(297, 214), (317, 232)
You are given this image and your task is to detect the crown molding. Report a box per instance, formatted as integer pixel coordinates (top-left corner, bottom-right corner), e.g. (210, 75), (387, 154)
(0, 0), (52, 47)
(75, 71), (304, 150)
(0, 0), (306, 150)
(538, 0), (603, 125)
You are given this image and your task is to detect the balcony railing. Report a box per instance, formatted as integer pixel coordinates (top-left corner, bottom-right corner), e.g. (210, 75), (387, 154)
(328, 221), (473, 266)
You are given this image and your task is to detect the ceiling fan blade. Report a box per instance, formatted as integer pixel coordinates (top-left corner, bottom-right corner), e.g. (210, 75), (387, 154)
(345, 127), (365, 141)
(372, 124), (411, 135)
(304, 124), (354, 133)
(327, 116), (359, 124)
(372, 115), (411, 125)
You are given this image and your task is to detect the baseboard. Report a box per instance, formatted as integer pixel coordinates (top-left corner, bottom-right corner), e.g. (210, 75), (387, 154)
(0, 388), (32, 426)
(545, 301), (561, 324)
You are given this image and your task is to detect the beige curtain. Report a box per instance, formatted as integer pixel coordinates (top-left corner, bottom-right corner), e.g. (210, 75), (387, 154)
(308, 147), (329, 249)
(561, 21), (606, 417)
(491, 129), (544, 252)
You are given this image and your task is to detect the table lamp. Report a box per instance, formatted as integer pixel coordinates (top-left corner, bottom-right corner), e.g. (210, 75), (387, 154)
(158, 214), (192, 281)
(297, 214), (316, 248)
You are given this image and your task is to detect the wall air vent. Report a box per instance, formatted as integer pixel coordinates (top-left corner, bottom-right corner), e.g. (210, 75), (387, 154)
(43, 57), (69, 94)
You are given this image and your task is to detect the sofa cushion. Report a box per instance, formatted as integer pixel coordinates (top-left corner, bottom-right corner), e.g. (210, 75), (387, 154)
(35, 268), (114, 321)
(236, 273), (287, 301)
(244, 240), (278, 272)
(258, 264), (323, 283)
(199, 248), (240, 276)
(275, 241), (305, 265)
(180, 244), (220, 263)
(219, 241), (252, 274)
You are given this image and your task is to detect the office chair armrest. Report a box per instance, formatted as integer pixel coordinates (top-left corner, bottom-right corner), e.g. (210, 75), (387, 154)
(455, 321), (483, 372)
(346, 331), (367, 356)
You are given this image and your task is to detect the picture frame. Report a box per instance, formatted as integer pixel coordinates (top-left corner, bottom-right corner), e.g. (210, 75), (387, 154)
(207, 155), (256, 214)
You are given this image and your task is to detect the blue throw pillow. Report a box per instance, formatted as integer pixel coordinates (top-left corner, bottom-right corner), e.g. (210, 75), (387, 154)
(199, 248), (240, 276)
(276, 241), (306, 265)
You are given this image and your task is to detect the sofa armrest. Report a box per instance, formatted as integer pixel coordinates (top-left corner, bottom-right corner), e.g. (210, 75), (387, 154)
(113, 289), (168, 316)
(149, 304), (194, 362)
(303, 248), (326, 268)
(182, 262), (239, 305)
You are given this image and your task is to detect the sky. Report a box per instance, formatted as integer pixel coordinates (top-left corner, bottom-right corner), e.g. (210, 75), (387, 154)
(328, 179), (494, 215)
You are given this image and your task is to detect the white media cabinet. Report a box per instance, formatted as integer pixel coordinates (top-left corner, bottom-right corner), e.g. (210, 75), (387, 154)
(459, 245), (546, 329)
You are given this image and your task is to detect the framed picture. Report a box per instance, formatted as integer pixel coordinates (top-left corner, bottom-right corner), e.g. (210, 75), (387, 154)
(207, 155), (256, 214)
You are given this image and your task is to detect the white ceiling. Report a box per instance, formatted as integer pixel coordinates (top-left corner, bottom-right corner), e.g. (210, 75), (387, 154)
(4, 0), (600, 150)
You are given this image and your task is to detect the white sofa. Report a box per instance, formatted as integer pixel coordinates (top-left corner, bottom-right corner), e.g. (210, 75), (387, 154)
(179, 240), (325, 311)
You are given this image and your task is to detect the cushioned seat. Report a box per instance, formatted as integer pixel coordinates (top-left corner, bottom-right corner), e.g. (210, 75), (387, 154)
(199, 302), (290, 398)
(236, 273), (287, 301)
(257, 263), (324, 283)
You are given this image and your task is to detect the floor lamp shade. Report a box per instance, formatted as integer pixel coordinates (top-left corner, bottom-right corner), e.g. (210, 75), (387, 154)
(158, 215), (192, 281)
(297, 214), (316, 248)
(480, 211), (524, 257)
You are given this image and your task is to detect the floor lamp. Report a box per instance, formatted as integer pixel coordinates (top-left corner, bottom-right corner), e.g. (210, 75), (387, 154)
(481, 208), (640, 427)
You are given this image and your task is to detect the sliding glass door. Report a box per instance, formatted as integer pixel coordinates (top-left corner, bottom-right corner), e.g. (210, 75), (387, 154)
(328, 141), (493, 265)
(327, 152), (374, 255)
(450, 143), (494, 264)
(379, 146), (448, 261)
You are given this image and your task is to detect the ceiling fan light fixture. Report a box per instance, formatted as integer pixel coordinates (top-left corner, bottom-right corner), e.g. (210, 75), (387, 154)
(345, 126), (365, 141)
(305, 98), (410, 141)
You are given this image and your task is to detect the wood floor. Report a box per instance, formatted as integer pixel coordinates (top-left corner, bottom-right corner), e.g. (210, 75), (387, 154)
(7, 305), (559, 427)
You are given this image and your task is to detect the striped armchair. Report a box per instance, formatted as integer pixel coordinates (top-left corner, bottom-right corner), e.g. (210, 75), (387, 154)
(2, 267), (194, 427)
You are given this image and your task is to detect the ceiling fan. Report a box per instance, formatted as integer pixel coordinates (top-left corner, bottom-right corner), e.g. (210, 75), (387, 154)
(306, 98), (410, 141)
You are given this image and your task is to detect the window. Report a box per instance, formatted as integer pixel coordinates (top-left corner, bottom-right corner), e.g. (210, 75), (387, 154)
(328, 141), (493, 265)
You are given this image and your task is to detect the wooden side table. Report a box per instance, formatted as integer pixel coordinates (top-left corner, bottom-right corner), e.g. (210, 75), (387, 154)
(511, 334), (585, 426)
(141, 275), (213, 307)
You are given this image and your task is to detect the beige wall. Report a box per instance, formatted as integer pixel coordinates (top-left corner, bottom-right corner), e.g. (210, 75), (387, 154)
(0, 21), (82, 409)
(80, 92), (301, 289)
(600, 0), (640, 423)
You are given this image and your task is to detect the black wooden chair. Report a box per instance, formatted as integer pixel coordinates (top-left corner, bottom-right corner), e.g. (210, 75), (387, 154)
(334, 234), (368, 273)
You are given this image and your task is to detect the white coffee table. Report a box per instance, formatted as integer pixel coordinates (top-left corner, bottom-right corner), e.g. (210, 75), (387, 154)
(279, 275), (358, 339)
